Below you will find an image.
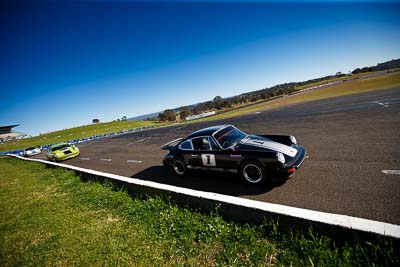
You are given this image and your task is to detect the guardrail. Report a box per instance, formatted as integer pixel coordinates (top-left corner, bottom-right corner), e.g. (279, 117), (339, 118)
(0, 125), (156, 155)
(9, 155), (400, 244)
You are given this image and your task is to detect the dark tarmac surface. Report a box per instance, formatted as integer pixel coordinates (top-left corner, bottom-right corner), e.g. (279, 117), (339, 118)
(34, 87), (400, 224)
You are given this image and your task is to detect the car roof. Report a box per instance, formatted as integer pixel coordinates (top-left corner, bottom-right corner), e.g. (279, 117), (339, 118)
(49, 143), (69, 149)
(187, 125), (231, 139)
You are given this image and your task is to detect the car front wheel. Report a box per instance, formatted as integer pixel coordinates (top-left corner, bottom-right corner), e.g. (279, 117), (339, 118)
(240, 161), (266, 185)
(173, 160), (187, 176)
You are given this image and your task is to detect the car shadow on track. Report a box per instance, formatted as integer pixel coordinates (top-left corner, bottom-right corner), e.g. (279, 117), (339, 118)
(130, 166), (285, 196)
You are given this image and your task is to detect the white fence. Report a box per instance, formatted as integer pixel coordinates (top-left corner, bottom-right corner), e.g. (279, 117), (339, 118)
(185, 111), (216, 121)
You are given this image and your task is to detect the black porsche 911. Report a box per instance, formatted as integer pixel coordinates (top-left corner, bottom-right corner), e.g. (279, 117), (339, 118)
(162, 125), (306, 185)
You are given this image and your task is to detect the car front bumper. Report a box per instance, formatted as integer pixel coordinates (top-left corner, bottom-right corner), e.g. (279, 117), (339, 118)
(276, 145), (307, 178)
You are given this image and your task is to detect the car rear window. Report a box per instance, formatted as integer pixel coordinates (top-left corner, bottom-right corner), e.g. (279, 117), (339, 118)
(179, 139), (193, 150)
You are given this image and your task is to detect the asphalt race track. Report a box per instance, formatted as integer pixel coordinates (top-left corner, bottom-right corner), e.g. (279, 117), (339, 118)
(33, 87), (400, 225)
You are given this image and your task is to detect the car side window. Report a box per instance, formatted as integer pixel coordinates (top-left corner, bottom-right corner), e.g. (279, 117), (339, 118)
(192, 137), (214, 151)
(178, 139), (193, 150)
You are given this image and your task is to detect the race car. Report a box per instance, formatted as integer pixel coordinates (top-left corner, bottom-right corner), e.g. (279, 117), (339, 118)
(162, 125), (306, 185)
(46, 143), (80, 162)
(21, 146), (42, 157)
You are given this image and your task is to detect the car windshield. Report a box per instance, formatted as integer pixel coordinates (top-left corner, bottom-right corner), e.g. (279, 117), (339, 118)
(51, 144), (70, 151)
(25, 147), (36, 151)
(213, 126), (247, 149)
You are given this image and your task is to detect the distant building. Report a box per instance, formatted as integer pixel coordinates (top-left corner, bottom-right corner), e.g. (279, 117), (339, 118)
(0, 124), (26, 143)
(185, 111), (216, 121)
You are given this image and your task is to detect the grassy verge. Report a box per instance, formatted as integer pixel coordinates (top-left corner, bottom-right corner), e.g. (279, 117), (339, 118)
(0, 120), (164, 153)
(196, 72), (400, 122)
(294, 69), (400, 91)
(294, 75), (352, 91)
(1, 157), (398, 266)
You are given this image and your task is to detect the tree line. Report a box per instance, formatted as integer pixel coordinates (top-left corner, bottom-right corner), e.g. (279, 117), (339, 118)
(351, 59), (400, 75)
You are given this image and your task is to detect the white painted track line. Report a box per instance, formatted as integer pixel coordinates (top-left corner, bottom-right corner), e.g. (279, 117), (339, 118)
(382, 170), (400, 175)
(126, 160), (143, 163)
(10, 155), (400, 239)
(169, 126), (186, 132)
(100, 158), (112, 162)
(373, 101), (390, 108)
(127, 137), (151, 146)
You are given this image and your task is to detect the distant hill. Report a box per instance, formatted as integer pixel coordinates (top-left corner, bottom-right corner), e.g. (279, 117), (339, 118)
(128, 107), (189, 121)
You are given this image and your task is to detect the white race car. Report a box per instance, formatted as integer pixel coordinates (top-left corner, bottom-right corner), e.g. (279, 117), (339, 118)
(21, 146), (42, 157)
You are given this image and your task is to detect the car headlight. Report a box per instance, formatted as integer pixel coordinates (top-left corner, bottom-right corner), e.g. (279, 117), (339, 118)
(290, 136), (297, 145)
(276, 152), (285, 164)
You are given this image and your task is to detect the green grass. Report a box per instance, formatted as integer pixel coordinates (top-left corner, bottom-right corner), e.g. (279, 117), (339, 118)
(0, 120), (164, 153)
(1, 157), (398, 266)
(294, 70), (399, 91)
(196, 72), (400, 122)
(294, 75), (352, 91)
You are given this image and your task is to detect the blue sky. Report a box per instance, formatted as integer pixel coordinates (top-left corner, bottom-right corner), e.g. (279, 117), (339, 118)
(0, 1), (399, 136)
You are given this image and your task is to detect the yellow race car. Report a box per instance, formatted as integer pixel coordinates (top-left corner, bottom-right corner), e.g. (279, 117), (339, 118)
(46, 143), (80, 162)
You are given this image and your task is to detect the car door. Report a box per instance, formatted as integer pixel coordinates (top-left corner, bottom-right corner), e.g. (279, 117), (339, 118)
(209, 136), (244, 170)
(189, 136), (221, 168)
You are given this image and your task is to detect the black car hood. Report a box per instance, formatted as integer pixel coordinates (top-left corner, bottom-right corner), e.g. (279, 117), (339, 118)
(234, 135), (298, 157)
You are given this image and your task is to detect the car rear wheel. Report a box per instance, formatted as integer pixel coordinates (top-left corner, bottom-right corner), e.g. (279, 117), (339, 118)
(240, 161), (266, 185)
(173, 160), (187, 176)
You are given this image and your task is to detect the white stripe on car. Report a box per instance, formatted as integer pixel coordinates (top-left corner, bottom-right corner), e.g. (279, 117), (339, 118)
(243, 139), (298, 157)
